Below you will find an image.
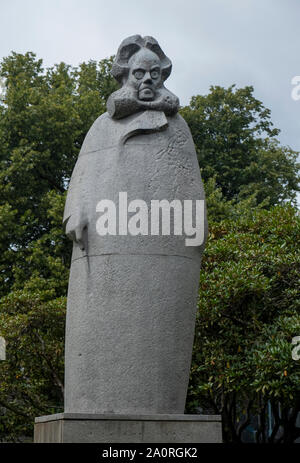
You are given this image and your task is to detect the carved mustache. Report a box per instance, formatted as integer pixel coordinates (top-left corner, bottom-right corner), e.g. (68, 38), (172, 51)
(139, 83), (154, 90)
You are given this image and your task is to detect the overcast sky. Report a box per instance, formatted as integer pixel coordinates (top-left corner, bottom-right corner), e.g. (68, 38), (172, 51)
(1, 0), (300, 155)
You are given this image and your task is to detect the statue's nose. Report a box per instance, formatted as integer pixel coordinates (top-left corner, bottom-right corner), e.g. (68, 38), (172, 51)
(143, 72), (152, 84)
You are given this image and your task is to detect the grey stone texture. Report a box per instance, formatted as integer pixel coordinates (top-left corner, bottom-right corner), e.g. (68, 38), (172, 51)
(34, 414), (222, 443)
(62, 35), (208, 416)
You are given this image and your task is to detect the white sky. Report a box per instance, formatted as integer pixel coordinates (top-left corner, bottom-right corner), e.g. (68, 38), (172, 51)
(1, 0), (300, 156)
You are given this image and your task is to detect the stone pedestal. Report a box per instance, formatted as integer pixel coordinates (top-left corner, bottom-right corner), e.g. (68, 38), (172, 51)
(34, 413), (222, 443)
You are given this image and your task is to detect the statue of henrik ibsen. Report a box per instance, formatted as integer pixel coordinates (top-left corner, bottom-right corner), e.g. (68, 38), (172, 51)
(63, 35), (207, 414)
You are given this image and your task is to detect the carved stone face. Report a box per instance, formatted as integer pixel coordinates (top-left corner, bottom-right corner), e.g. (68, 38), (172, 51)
(127, 48), (162, 101)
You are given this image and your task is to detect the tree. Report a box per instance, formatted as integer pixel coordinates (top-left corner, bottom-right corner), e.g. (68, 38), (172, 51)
(180, 85), (299, 206)
(187, 201), (300, 443)
(0, 52), (118, 441)
(0, 291), (65, 441)
(0, 52), (118, 298)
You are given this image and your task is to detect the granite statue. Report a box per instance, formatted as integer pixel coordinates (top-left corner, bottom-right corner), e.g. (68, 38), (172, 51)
(63, 35), (207, 415)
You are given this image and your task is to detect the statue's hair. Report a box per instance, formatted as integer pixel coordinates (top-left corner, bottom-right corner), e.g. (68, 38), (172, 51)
(112, 35), (172, 84)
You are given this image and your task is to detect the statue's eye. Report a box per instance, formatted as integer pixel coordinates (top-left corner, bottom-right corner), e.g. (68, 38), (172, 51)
(134, 70), (144, 79)
(151, 70), (159, 79)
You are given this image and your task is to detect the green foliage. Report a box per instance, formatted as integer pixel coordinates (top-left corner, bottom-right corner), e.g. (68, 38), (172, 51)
(0, 52), (118, 298)
(0, 52), (118, 441)
(187, 204), (300, 442)
(0, 291), (65, 441)
(180, 85), (299, 206)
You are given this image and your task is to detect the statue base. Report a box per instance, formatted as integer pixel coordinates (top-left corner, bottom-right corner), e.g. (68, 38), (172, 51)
(34, 413), (222, 443)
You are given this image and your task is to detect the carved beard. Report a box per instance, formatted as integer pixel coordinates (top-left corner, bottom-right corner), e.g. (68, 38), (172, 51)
(138, 86), (155, 101)
(107, 85), (179, 120)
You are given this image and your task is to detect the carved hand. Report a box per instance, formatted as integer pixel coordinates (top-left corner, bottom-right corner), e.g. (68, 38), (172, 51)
(64, 213), (88, 251)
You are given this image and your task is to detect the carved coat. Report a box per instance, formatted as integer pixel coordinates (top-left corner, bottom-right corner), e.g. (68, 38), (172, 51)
(63, 109), (207, 414)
